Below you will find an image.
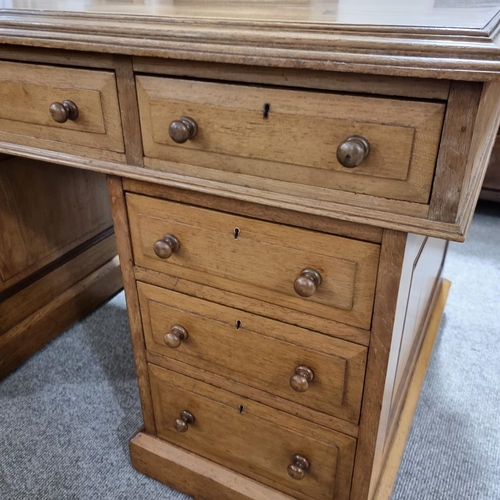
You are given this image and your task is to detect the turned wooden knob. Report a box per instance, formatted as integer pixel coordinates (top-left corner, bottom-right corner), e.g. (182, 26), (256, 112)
(169, 116), (198, 143)
(154, 234), (180, 259)
(49, 100), (79, 123)
(294, 268), (322, 297)
(174, 410), (195, 433)
(290, 365), (314, 392)
(164, 325), (188, 348)
(287, 454), (310, 480)
(337, 136), (370, 168)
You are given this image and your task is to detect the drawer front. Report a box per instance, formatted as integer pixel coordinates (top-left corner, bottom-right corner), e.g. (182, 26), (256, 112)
(149, 364), (356, 500)
(137, 76), (445, 203)
(127, 194), (380, 329)
(0, 60), (124, 153)
(139, 282), (367, 424)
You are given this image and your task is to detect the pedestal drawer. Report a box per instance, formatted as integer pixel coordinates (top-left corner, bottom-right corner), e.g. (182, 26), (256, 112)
(137, 76), (445, 203)
(149, 364), (356, 500)
(127, 194), (380, 329)
(0, 60), (124, 156)
(138, 282), (367, 424)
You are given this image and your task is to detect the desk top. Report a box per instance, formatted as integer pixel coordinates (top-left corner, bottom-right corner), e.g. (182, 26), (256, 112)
(1, 1), (500, 28)
(2, 1), (500, 79)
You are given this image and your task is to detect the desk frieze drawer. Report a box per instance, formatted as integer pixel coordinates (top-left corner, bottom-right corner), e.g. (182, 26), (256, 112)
(126, 194), (380, 330)
(138, 282), (367, 424)
(0, 60), (124, 158)
(149, 363), (356, 500)
(136, 76), (445, 204)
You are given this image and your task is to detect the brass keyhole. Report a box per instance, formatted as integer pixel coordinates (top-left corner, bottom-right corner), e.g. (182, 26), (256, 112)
(233, 228), (240, 239)
(235, 320), (242, 330)
(238, 405), (245, 414)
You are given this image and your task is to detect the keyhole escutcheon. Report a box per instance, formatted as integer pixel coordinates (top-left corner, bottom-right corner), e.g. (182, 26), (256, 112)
(263, 103), (271, 119)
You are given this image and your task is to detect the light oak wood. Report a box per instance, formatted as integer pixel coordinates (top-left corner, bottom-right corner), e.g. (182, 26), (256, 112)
(138, 282), (367, 424)
(0, 158), (113, 292)
(350, 231), (448, 500)
(372, 279), (451, 500)
(123, 178), (384, 244)
(0, 60), (124, 156)
(137, 76), (445, 204)
(134, 267), (370, 347)
(0, 7), (493, 500)
(146, 350), (359, 438)
(457, 82), (500, 234)
(4, 1), (499, 28)
(429, 82), (483, 222)
(387, 239), (448, 429)
(0, 45), (116, 69)
(127, 194), (380, 330)
(106, 176), (156, 434)
(133, 59), (451, 101)
(0, 255), (121, 379)
(0, 133), (126, 163)
(130, 432), (297, 500)
(367, 236), (448, 498)
(3, 4), (500, 81)
(113, 55), (144, 167)
(0, 139), (477, 242)
(350, 230), (407, 500)
(149, 364), (356, 500)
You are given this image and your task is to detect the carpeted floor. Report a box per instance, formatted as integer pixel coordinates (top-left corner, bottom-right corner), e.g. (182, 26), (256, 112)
(1, 201), (499, 500)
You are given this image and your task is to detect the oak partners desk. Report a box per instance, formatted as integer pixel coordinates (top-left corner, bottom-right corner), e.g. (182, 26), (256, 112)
(1, 3), (500, 500)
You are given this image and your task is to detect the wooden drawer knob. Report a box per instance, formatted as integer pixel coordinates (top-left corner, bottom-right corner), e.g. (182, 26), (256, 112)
(164, 325), (188, 348)
(49, 100), (79, 123)
(154, 234), (180, 259)
(287, 454), (310, 480)
(174, 410), (195, 433)
(294, 268), (322, 297)
(337, 136), (370, 168)
(169, 116), (198, 143)
(290, 365), (315, 392)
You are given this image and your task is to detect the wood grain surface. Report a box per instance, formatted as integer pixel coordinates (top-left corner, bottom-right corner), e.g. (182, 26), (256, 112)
(137, 76), (445, 204)
(371, 280), (451, 500)
(0, 138), (478, 241)
(133, 59), (451, 100)
(429, 82), (483, 222)
(134, 267), (370, 347)
(138, 282), (367, 424)
(0, 60), (124, 155)
(0, 158), (113, 292)
(106, 176), (157, 434)
(130, 432), (298, 500)
(149, 364), (356, 500)
(2, 3), (500, 80)
(127, 194), (380, 329)
(349, 230), (407, 500)
(122, 178), (383, 244)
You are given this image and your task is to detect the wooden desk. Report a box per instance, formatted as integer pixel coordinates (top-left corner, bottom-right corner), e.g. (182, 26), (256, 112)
(1, 2), (500, 499)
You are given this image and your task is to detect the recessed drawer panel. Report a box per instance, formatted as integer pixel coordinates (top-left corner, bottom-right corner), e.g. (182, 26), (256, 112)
(127, 194), (380, 329)
(149, 364), (356, 500)
(0, 60), (124, 154)
(138, 282), (367, 424)
(137, 76), (445, 203)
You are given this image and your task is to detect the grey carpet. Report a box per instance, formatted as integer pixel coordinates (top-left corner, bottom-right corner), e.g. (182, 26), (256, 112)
(1, 201), (499, 500)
